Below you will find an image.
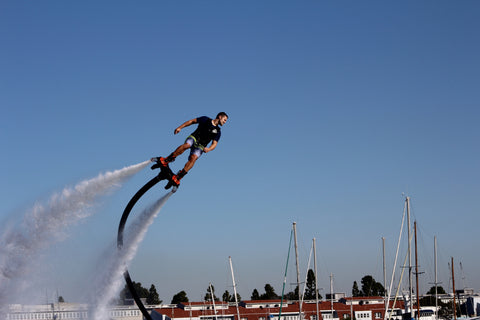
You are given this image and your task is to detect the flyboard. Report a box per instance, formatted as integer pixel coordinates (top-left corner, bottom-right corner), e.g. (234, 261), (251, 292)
(117, 158), (179, 320)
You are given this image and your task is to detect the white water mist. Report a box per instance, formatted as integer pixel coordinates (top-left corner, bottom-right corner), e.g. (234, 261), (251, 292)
(90, 192), (172, 320)
(0, 161), (149, 307)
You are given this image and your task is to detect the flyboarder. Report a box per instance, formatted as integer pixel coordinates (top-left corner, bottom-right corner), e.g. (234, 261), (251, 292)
(151, 112), (228, 187)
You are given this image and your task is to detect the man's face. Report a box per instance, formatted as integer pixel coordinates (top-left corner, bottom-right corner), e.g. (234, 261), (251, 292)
(218, 115), (228, 126)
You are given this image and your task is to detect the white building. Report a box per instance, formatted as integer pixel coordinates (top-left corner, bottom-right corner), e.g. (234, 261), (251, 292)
(4, 303), (144, 320)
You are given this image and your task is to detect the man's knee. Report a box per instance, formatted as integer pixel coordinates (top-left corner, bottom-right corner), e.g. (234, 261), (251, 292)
(188, 154), (198, 162)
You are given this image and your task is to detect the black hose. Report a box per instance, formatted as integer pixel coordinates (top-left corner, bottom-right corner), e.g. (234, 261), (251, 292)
(117, 176), (161, 320)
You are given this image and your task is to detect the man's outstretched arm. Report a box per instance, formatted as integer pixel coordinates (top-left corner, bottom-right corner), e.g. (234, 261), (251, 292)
(174, 118), (197, 134)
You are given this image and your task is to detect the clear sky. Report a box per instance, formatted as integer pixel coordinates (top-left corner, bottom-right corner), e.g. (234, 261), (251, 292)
(1, 1), (479, 305)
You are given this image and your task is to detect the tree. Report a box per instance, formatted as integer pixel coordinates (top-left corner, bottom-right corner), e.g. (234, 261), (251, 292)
(119, 282), (149, 302)
(251, 289), (260, 300)
(285, 285), (299, 301)
(422, 286), (447, 310)
(260, 284), (279, 300)
(438, 300), (461, 320)
(204, 285), (219, 302)
(419, 296), (439, 307)
(360, 275), (384, 297)
(146, 284), (162, 305)
(222, 290), (241, 302)
(172, 291), (189, 304)
(223, 290), (232, 302)
(427, 286), (446, 295)
(304, 269), (322, 300)
(372, 282), (385, 296)
(58, 296), (65, 303)
(352, 281), (361, 297)
(233, 293), (241, 302)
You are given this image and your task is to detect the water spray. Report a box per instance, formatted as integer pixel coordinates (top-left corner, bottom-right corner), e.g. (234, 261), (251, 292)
(0, 161), (149, 307)
(90, 192), (172, 320)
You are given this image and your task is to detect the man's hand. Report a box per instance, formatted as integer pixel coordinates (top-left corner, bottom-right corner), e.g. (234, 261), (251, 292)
(174, 127), (181, 134)
(203, 140), (217, 153)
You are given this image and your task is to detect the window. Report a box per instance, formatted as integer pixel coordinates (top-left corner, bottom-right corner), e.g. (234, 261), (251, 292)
(374, 313), (381, 319)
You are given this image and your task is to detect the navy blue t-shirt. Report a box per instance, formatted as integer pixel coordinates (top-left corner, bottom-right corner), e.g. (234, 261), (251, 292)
(190, 116), (221, 147)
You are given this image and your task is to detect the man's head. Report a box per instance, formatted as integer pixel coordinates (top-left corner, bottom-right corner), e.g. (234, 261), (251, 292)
(216, 112), (228, 126)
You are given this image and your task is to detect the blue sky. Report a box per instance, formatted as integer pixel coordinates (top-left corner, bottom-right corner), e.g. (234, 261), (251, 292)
(1, 1), (479, 304)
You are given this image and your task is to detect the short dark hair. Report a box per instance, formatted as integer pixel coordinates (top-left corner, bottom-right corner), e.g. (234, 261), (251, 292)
(216, 112), (228, 119)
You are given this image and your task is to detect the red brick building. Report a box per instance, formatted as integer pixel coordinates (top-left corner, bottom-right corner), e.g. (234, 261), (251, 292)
(151, 298), (405, 320)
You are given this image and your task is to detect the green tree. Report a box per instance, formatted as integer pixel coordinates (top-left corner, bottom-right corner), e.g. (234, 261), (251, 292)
(260, 284), (279, 300)
(373, 282), (385, 296)
(119, 282), (149, 302)
(285, 286), (299, 301)
(204, 285), (219, 302)
(251, 289), (260, 300)
(438, 301), (461, 320)
(360, 275), (384, 297)
(233, 293), (241, 302)
(146, 284), (162, 305)
(352, 281), (361, 297)
(58, 296), (65, 303)
(427, 286), (446, 295)
(172, 291), (189, 304)
(419, 296), (439, 307)
(421, 286), (447, 308)
(304, 269), (322, 300)
(222, 290), (241, 302)
(223, 290), (232, 302)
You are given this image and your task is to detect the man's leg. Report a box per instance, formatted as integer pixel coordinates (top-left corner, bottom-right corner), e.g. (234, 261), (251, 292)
(171, 143), (191, 158)
(159, 142), (191, 166)
(175, 150), (200, 182)
(183, 154), (198, 172)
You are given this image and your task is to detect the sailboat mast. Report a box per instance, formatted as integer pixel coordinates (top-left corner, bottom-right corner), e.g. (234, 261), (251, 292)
(414, 221), (420, 320)
(434, 237), (438, 320)
(382, 237), (387, 315)
(279, 228), (294, 320)
(229, 256), (241, 320)
(313, 238), (320, 320)
(406, 196), (413, 313)
(209, 283), (218, 320)
(330, 274), (334, 315)
(451, 257), (457, 320)
(293, 222), (302, 320)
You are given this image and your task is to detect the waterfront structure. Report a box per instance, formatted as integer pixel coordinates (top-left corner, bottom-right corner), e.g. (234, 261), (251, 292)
(4, 303), (143, 320)
(6, 291), (480, 320)
(151, 298), (405, 320)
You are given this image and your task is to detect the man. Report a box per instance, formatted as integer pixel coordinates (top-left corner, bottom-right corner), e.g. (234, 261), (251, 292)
(152, 112), (228, 186)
